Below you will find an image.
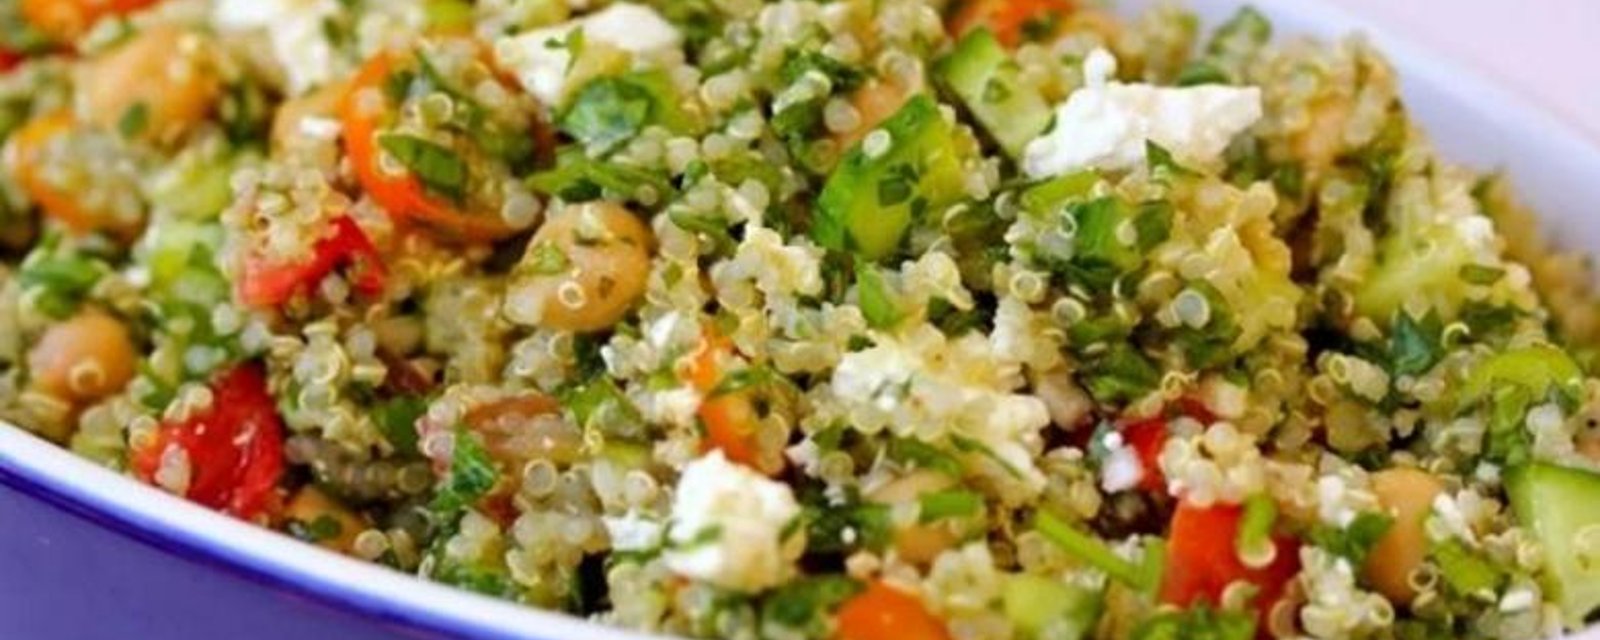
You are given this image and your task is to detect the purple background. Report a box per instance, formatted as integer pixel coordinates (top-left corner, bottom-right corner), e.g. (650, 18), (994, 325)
(0, 469), (445, 640)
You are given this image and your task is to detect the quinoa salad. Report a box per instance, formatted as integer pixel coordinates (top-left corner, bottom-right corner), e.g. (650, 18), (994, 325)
(5, 0), (1600, 638)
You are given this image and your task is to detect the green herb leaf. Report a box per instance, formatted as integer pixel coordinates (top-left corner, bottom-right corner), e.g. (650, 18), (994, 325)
(1062, 196), (1143, 292)
(1175, 59), (1231, 86)
(378, 133), (468, 201)
(1132, 605), (1255, 640)
(887, 437), (964, 477)
(1388, 311), (1443, 377)
(430, 428), (499, 516)
(529, 147), (673, 205)
(918, 490), (984, 523)
(1459, 264), (1506, 286)
(854, 262), (903, 330)
(374, 395), (428, 457)
(18, 248), (106, 319)
(1432, 538), (1505, 599)
(1309, 511), (1393, 566)
(524, 241), (571, 275)
(560, 77), (654, 154)
(562, 377), (644, 439)
(1145, 141), (1197, 179)
(1080, 343), (1161, 404)
(117, 102), (149, 139)
(762, 575), (863, 635)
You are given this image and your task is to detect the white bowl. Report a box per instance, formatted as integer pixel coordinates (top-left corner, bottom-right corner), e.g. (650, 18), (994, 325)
(2, 1), (1596, 638)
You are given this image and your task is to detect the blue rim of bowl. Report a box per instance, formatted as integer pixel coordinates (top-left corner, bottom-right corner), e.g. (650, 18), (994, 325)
(0, 424), (653, 640)
(5, 0), (1600, 639)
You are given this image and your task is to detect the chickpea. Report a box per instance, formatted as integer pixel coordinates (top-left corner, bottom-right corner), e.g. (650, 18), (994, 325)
(76, 25), (222, 145)
(27, 309), (137, 405)
(1578, 434), (1600, 463)
(462, 394), (580, 467)
(271, 82), (348, 156)
(506, 202), (653, 333)
(284, 486), (369, 554)
(1363, 467), (1444, 604)
(868, 470), (962, 564)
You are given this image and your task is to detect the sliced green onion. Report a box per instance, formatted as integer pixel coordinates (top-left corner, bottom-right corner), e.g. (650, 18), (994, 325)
(1235, 494), (1278, 568)
(1035, 511), (1160, 592)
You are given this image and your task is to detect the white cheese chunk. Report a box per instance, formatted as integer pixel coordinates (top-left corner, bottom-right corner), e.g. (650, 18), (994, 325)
(1023, 48), (1263, 178)
(214, 0), (342, 95)
(603, 513), (665, 552)
(664, 451), (803, 592)
(496, 3), (682, 106)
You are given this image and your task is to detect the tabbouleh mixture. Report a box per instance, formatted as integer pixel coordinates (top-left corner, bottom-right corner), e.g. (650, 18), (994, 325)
(4, 0), (1600, 638)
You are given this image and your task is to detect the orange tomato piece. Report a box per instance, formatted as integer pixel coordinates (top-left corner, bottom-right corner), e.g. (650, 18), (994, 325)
(3, 112), (138, 236)
(948, 0), (1075, 48)
(835, 581), (951, 640)
(340, 51), (519, 242)
(21, 0), (161, 43)
(685, 331), (783, 475)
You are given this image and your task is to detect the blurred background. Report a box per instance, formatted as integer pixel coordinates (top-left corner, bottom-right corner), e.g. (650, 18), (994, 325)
(1337, 0), (1600, 139)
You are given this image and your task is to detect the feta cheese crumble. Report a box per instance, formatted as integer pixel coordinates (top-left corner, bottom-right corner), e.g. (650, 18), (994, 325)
(664, 451), (804, 592)
(829, 324), (1050, 500)
(1023, 48), (1263, 178)
(496, 3), (683, 106)
(214, 0), (342, 95)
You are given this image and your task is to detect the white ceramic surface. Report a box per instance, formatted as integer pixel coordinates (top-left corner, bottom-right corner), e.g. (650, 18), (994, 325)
(3, 0), (1599, 638)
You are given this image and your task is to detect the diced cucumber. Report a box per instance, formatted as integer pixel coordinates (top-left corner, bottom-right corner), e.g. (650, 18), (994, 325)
(813, 95), (966, 260)
(1506, 462), (1600, 628)
(935, 28), (1053, 159)
(1460, 345), (1583, 408)
(1003, 574), (1101, 640)
(141, 221), (228, 305)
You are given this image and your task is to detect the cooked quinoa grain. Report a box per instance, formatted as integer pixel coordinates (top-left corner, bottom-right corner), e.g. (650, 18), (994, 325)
(4, 1), (1600, 639)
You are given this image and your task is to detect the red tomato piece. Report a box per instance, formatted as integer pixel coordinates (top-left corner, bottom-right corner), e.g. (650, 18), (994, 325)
(1178, 396), (1218, 424)
(0, 48), (21, 73)
(1160, 501), (1301, 631)
(238, 215), (386, 307)
(948, 0), (1075, 48)
(835, 581), (951, 640)
(130, 364), (286, 521)
(1121, 417), (1169, 494)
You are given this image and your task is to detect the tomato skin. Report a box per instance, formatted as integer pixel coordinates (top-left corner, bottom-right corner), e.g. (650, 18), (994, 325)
(130, 364), (286, 521)
(238, 215), (386, 307)
(1121, 417), (1169, 494)
(0, 48), (21, 73)
(339, 51), (518, 242)
(835, 581), (951, 640)
(21, 0), (161, 43)
(948, 0), (1074, 48)
(1160, 501), (1301, 631)
(684, 331), (781, 475)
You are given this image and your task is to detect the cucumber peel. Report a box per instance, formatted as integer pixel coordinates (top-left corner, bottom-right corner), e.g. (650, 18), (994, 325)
(1506, 462), (1600, 627)
(813, 94), (965, 260)
(1003, 574), (1101, 640)
(935, 28), (1053, 159)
